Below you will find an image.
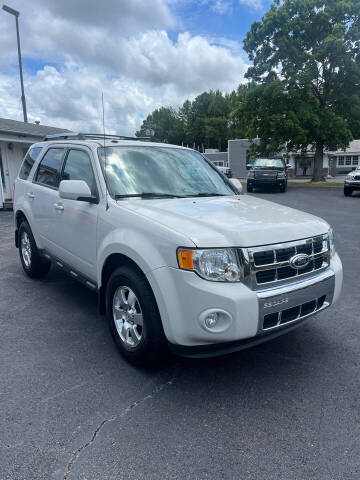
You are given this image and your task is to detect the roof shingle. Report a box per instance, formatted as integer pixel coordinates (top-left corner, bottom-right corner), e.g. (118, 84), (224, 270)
(0, 117), (72, 138)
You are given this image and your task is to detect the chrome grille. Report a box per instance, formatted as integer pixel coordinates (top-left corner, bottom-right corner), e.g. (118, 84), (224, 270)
(240, 235), (330, 290)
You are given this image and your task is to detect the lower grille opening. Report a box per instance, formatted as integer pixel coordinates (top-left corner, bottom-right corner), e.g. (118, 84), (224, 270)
(301, 300), (317, 316)
(280, 306), (300, 323)
(262, 295), (328, 330)
(317, 295), (326, 309)
(263, 312), (279, 329)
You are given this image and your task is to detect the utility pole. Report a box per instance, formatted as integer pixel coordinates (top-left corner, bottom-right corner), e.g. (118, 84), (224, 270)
(3, 4), (28, 122)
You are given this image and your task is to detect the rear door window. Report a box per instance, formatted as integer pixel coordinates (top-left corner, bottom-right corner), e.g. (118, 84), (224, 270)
(19, 147), (42, 180)
(35, 148), (64, 188)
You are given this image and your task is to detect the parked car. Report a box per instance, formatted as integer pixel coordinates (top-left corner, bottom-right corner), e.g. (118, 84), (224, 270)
(344, 166), (360, 196)
(217, 165), (232, 178)
(13, 134), (342, 365)
(247, 158), (289, 192)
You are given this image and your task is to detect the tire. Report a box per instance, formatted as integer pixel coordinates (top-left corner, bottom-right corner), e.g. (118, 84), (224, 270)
(279, 182), (287, 193)
(344, 187), (352, 197)
(106, 266), (168, 365)
(18, 221), (51, 278)
(247, 183), (253, 193)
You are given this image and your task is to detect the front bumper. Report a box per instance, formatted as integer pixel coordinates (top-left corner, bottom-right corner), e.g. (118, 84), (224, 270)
(146, 253), (342, 357)
(344, 180), (360, 190)
(248, 178), (286, 187)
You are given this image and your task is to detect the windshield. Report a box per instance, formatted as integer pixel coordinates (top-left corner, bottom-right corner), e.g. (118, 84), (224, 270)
(253, 159), (284, 169)
(98, 146), (236, 198)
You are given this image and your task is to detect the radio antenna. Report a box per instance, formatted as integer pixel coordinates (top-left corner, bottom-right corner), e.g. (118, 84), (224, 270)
(102, 92), (109, 210)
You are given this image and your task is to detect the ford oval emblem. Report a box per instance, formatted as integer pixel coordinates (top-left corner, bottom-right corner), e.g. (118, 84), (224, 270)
(289, 253), (310, 270)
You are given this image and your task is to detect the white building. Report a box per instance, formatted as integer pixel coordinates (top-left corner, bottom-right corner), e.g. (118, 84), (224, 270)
(206, 138), (360, 179)
(0, 118), (70, 208)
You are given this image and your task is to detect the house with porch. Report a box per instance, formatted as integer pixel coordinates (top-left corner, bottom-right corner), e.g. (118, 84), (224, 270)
(0, 118), (71, 208)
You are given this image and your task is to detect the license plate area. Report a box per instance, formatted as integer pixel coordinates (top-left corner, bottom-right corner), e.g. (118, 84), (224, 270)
(257, 273), (335, 332)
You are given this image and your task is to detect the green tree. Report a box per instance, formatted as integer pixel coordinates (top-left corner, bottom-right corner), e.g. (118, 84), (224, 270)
(135, 107), (184, 144)
(243, 0), (360, 181)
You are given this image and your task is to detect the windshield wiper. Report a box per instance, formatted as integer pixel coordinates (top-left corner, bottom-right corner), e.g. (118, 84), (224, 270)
(115, 192), (185, 199)
(185, 192), (227, 197)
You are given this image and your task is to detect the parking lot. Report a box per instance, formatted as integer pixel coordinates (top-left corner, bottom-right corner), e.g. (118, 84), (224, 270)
(1, 186), (359, 480)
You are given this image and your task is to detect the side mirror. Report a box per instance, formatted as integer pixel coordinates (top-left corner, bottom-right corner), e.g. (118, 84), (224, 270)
(246, 164), (252, 170)
(59, 180), (98, 203)
(286, 163), (291, 169)
(229, 178), (243, 194)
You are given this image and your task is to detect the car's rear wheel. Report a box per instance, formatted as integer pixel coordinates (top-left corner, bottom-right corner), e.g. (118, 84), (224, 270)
(344, 187), (353, 197)
(247, 182), (253, 193)
(106, 266), (167, 365)
(18, 221), (51, 278)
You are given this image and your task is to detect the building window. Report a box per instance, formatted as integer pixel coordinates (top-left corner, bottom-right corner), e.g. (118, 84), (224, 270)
(352, 156), (359, 165)
(345, 156), (352, 165)
(337, 156), (344, 166)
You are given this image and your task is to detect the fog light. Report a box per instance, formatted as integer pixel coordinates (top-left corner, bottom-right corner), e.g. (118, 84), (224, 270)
(199, 309), (232, 333)
(204, 312), (219, 329)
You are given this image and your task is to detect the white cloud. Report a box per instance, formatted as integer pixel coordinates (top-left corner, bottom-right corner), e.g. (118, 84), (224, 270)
(212, 1), (232, 14)
(238, 0), (263, 10)
(0, 0), (248, 135)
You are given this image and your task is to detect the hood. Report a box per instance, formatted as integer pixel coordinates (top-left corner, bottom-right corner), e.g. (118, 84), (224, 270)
(120, 195), (329, 248)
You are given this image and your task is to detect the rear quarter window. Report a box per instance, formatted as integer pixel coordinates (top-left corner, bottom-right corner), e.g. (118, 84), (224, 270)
(18, 147), (43, 180)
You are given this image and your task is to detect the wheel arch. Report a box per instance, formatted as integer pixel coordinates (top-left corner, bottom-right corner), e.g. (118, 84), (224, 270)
(15, 210), (29, 248)
(98, 252), (156, 315)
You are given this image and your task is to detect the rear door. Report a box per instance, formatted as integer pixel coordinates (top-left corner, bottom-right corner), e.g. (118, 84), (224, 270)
(54, 147), (100, 280)
(30, 147), (66, 254)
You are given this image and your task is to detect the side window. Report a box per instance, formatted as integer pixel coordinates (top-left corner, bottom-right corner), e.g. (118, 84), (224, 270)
(19, 147), (42, 180)
(35, 148), (64, 188)
(61, 149), (97, 196)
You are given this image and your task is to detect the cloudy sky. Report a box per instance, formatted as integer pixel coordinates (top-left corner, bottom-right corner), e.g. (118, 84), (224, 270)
(0, 0), (271, 135)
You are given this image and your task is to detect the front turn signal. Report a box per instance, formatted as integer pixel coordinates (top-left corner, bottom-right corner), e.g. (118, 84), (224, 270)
(177, 249), (194, 270)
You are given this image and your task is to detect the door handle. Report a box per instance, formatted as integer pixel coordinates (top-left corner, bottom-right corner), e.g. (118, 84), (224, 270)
(27, 192), (35, 199)
(54, 203), (64, 212)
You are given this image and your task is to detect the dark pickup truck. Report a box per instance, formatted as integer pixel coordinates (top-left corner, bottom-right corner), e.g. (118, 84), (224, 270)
(247, 158), (290, 193)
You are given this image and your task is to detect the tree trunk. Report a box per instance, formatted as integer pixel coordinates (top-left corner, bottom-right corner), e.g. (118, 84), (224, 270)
(312, 141), (325, 182)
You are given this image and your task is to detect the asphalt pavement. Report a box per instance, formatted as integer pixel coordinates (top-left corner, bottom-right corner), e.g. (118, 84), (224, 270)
(0, 186), (359, 480)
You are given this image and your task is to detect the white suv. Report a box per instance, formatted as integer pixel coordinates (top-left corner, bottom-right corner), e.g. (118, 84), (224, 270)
(14, 133), (343, 365)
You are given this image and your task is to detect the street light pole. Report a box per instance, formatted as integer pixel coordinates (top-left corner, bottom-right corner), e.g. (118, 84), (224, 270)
(2, 4), (28, 123)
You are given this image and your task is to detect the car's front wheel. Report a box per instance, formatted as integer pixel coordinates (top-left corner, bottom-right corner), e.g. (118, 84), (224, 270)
(279, 182), (287, 193)
(344, 186), (353, 197)
(18, 221), (51, 278)
(106, 266), (167, 365)
(247, 182), (253, 193)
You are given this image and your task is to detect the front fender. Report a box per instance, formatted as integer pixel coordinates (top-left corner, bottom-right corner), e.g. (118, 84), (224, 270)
(97, 226), (195, 287)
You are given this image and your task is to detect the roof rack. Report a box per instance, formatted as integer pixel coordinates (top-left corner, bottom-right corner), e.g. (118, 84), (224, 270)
(43, 132), (152, 142)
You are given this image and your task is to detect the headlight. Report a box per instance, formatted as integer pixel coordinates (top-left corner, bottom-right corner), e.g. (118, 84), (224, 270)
(345, 174), (353, 181)
(248, 171), (255, 178)
(277, 171), (286, 178)
(177, 248), (242, 282)
(328, 228), (335, 257)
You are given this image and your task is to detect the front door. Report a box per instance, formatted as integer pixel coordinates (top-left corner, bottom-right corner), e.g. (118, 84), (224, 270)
(296, 157), (313, 176)
(53, 148), (100, 281)
(0, 144), (11, 200)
